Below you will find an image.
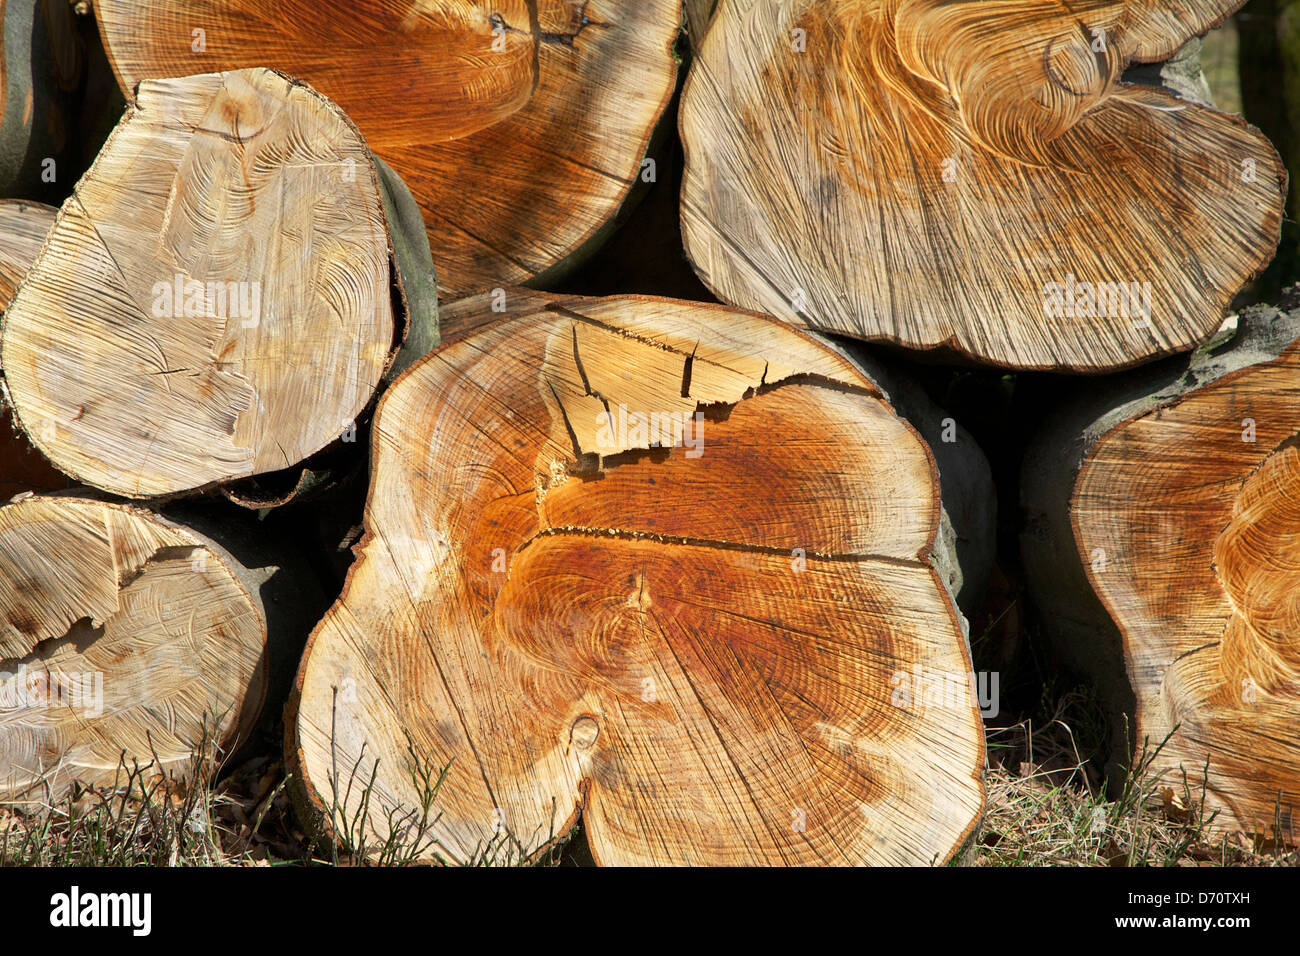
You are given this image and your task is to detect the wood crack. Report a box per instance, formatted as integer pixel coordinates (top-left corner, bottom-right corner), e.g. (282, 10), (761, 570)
(513, 523), (925, 568)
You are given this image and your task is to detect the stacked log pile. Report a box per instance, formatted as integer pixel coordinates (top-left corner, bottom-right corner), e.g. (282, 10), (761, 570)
(0, 0), (1294, 864)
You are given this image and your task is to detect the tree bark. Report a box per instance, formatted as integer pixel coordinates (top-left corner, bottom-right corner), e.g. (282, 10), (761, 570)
(0, 0), (81, 202)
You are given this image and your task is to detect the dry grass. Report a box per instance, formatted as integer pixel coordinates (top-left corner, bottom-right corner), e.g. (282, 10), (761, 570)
(0, 727), (576, 867)
(0, 733), (303, 867)
(2, 691), (1296, 867)
(959, 690), (1299, 867)
(316, 730), (577, 866)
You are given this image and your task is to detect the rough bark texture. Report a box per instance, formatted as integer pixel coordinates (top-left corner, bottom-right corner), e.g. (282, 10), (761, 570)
(1022, 294), (1300, 838)
(288, 289), (987, 866)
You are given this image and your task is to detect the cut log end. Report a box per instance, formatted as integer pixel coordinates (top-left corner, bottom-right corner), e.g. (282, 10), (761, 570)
(0, 199), (67, 503)
(288, 290), (984, 866)
(1067, 309), (1300, 837)
(680, 0), (1284, 370)
(0, 200), (56, 307)
(0, 495), (267, 806)
(97, 1), (538, 145)
(0, 67), (396, 499)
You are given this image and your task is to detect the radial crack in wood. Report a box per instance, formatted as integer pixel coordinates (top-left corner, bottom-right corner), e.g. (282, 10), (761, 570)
(0, 68), (398, 499)
(93, 1), (682, 298)
(0, 495), (267, 806)
(288, 290), (985, 866)
(680, 0), (1286, 370)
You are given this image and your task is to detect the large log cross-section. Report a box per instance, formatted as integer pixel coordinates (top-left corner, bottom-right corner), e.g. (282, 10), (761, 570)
(289, 291), (987, 866)
(681, 0), (1286, 370)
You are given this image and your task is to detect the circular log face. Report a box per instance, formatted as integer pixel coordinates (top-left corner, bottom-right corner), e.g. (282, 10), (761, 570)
(0, 68), (395, 498)
(0, 496), (266, 804)
(94, 1), (681, 298)
(291, 290), (985, 866)
(680, 0), (1285, 370)
(1074, 339), (1300, 835)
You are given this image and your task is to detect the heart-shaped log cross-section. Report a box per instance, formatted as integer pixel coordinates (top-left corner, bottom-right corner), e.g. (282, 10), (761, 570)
(289, 290), (985, 865)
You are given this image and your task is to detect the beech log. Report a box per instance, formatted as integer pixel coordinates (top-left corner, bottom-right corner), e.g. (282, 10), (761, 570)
(0, 494), (268, 806)
(0, 68), (418, 500)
